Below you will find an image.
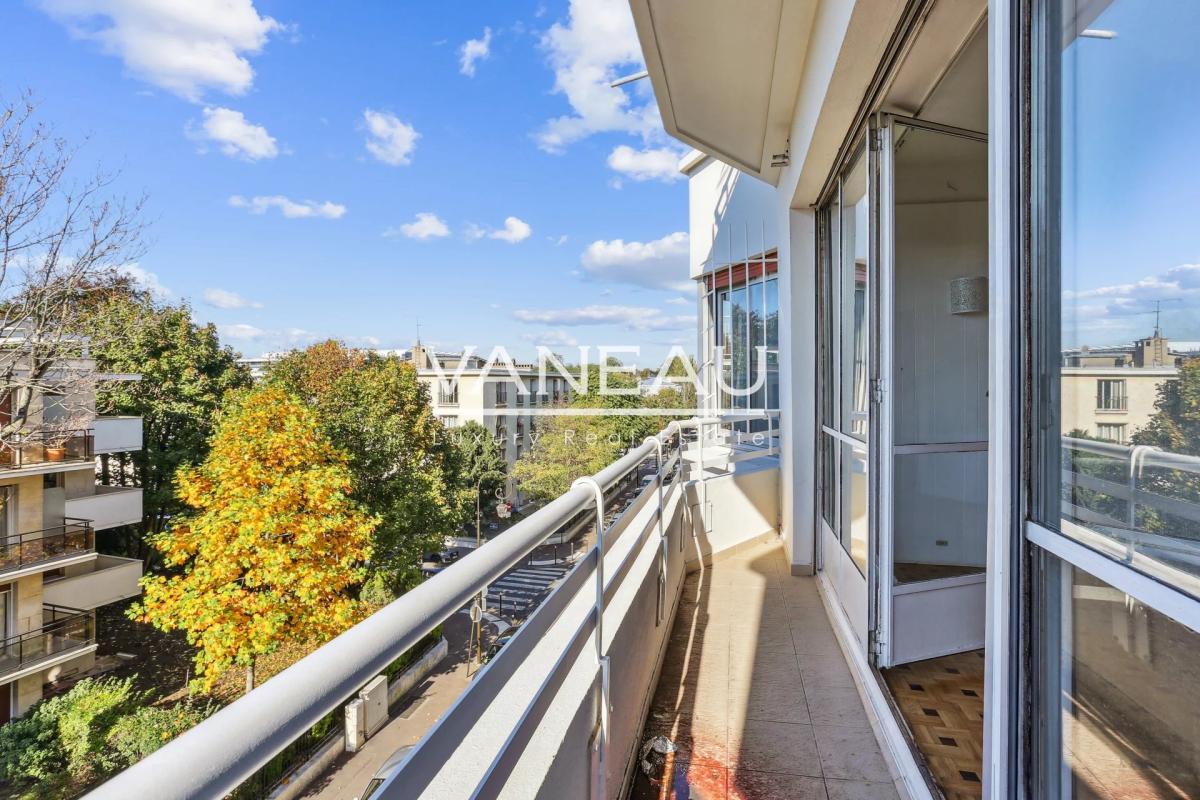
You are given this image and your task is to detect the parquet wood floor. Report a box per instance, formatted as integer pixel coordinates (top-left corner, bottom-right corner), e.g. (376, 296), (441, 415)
(883, 650), (985, 800)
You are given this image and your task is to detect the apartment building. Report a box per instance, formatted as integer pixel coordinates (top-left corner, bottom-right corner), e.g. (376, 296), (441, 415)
(1059, 332), (1196, 443)
(96, 1), (1200, 799)
(407, 342), (574, 508)
(0, 360), (143, 721)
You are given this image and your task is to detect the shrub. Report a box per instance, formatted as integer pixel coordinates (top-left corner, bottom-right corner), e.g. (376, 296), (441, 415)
(103, 702), (213, 771)
(0, 676), (145, 790)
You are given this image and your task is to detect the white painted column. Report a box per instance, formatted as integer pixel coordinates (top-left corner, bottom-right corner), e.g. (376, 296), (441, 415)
(778, 203), (817, 574)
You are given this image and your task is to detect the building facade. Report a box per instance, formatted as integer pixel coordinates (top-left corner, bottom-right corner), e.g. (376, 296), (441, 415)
(408, 343), (574, 509)
(0, 362), (143, 721)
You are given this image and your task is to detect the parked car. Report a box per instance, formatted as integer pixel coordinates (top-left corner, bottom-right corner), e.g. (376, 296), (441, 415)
(356, 745), (414, 800)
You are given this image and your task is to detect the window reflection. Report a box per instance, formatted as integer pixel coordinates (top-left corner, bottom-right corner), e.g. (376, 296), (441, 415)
(1042, 558), (1200, 798)
(1055, 0), (1200, 596)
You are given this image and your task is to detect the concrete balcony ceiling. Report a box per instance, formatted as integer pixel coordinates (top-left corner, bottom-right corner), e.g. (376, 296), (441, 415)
(629, 0), (817, 182)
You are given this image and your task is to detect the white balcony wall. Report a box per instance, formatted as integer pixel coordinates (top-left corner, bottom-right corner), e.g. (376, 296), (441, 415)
(685, 460), (780, 565)
(687, 155), (781, 278)
(93, 416), (143, 454)
(65, 485), (143, 530)
(42, 554), (142, 609)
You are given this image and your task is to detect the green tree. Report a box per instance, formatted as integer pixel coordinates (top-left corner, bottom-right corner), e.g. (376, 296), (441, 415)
(512, 363), (683, 502)
(450, 420), (508, 535)
(268, 343), (462, 597)
(82, 293), (250, 562)
(1131, 357), (1200, 536)
(131, 386), (378, 693)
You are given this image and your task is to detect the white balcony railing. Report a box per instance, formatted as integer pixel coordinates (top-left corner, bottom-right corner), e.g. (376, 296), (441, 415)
(92, 416), (143, 454)
(85, 413), (778, 800)
(65, 485), (143, 531)
(42, 554), (143, 610)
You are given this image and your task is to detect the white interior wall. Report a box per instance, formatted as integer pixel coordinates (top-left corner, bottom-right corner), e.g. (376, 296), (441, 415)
(892, 200), (988, 567)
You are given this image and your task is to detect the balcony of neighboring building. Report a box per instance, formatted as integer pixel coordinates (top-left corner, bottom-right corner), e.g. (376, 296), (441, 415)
(0, 605), (96, 683)
(64, 485), (143, 531)
(42, 553), (142, 610)
(92, 415), (143, 454)
(0, 429), (93, 474)
(0, 520), (95, 581)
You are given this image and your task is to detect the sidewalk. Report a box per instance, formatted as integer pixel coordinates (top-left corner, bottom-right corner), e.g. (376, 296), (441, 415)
(300, 613), (475, 799)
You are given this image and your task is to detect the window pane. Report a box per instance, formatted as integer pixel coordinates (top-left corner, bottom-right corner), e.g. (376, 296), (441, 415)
(749, 279), (764, 412)
(766, 277), (780, 411)
(1051, 0), (1200, 596)
(840, 441), (868, 575)
(731, 284), (748, 412)
(1040, 555), (1200, 798)
(820, 432), (837, 529)
(840, 148), (869, 440)
(820, 206), (837, 428)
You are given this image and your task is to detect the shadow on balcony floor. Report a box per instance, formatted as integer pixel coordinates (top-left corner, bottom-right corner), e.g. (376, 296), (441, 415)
(634, 539), (900, 800)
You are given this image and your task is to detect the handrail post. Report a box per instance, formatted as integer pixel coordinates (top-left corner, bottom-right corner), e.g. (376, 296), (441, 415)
(643, 434), (669, 625)
(571, 476), (609, 800)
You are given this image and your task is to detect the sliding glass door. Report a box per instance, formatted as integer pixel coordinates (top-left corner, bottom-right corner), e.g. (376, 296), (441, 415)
(818, 140), (872, 649)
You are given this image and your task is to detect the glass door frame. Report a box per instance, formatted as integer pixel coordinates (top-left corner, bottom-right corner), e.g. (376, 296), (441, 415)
(872, 112), (991, 668)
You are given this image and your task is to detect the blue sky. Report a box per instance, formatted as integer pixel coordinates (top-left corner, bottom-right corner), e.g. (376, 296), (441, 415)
(1, 0), (697, 363)
(1062, 0), (1200, 347)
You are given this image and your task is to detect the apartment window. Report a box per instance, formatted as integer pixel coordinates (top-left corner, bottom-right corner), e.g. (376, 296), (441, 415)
(703, 255), (780, 427)
(441, 416), (459, 429)
(439, 386), (459, 406)
(493, 382), (508, 407)
(1095, 379), (1126, 411)
(1093, 423), (1126, 444)
(1029, 1), (1200, 794)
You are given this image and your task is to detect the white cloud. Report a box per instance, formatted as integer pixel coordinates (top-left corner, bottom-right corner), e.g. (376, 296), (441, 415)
(190, 106), (278, 160)
(228, 194), (346, 219)
(119, 264), (172, 299)
(607, 145), (685, 182)
(513, 304), (694, 331)
(580, 231), (690, 292)
(362, 109), (418, 166)
(459, 27), (492, 76)
(536, 0), (659, 153)
(386, 212), (450, 240)
(665, 296), (691, 306)
(36, 0), (282, 101)
(550, 234), (569, 246)
(489, 216), (532, 244)
(204, 288), (262, 309)
(522, 330), (579, 348)
(220, 323), (266, 340)
(463, 223), (487, 241)
(1064, 262), (1200, 344)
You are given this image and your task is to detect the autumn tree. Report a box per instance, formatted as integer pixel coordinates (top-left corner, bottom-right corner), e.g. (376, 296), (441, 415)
(81, 292), (250, 562)
(131, 386), (377, 693)
(267, 343), (461, 598)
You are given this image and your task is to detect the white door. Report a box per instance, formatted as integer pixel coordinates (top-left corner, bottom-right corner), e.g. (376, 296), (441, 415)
(874, 115), (990, 667)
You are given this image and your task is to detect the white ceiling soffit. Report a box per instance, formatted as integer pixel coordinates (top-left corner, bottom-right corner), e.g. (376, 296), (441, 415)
(630, 0), (817, 185)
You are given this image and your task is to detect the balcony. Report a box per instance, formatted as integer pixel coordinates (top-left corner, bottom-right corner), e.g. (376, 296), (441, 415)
(42, 554), (143, 610)
(0, 521), (95, 578)
(65, 485), (143, 531)
(0, 429), (93, 472)
(82, 414), (888, 800)
(0, 605), (96, 681)
(92, 416), (143, 453)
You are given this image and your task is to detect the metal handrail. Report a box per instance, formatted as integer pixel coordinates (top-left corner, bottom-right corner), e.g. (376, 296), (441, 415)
(1062, 436), (1200, 528)
(0, 520), (95, 573)
(0, 428), (94, 470)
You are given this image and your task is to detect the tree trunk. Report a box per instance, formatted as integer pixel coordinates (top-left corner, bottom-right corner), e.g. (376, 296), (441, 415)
(245, 660), (255, 694)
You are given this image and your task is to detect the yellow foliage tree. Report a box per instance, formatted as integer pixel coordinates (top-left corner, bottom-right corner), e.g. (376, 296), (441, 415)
(130, 386), (378, 693)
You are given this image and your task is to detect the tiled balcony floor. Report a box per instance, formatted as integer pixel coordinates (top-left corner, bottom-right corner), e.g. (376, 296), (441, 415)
(635, 539), (900, 800)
